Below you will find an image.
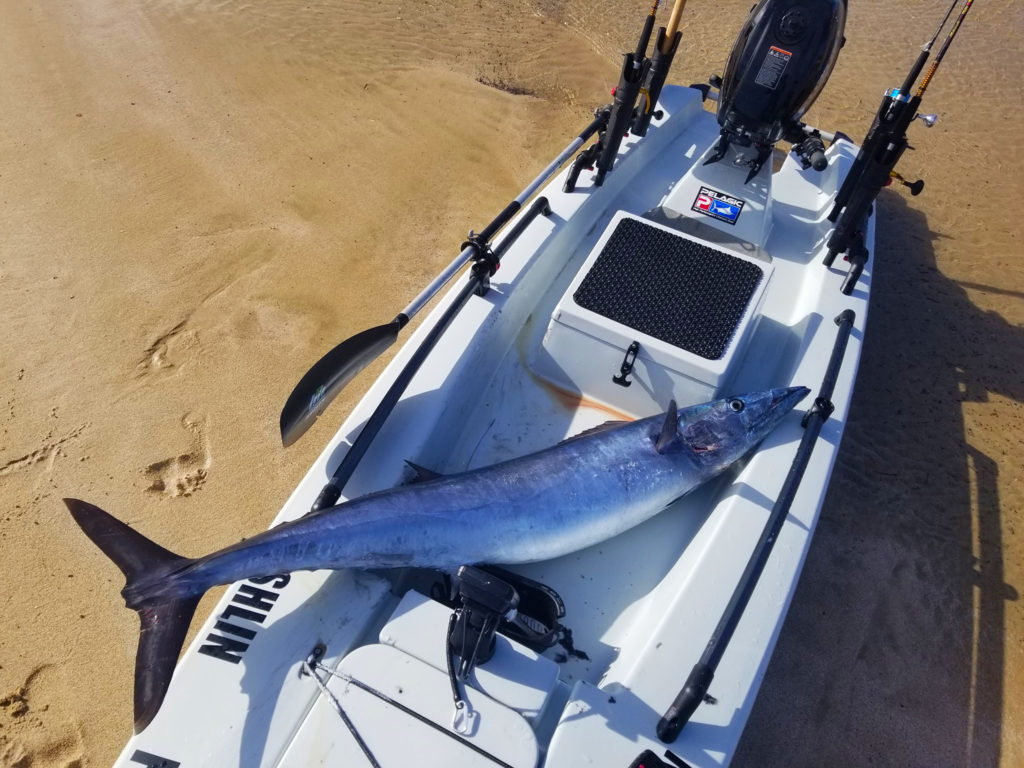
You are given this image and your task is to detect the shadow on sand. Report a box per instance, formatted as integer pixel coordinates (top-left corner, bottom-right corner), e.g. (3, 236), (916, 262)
(733, 192), (1021, 766)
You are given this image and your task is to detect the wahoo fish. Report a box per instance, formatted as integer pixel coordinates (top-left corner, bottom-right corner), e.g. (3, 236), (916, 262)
(66, 386), (808, 732)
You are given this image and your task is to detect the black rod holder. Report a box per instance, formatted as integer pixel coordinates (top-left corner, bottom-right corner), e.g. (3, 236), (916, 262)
(840, 233), (869, 296)
(828, 0), (963, 226)
(564, 106), (612, 193)
(826, 1), (975, 270)
(593, 53), (650, 187)
(657, 309), (857, 742)
(827, 91), (919, 230)
(631, 27), (682, 138)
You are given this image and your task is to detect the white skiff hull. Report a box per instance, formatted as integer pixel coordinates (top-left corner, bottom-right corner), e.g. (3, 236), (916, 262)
(115, 85), (871, 768)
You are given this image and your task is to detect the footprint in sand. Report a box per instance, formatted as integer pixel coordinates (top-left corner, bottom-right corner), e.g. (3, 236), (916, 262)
(0, 665), (85, 768)
(0, 424), (87, 479)
(143, 412), (212, 498)
(135, 319), (200, 379)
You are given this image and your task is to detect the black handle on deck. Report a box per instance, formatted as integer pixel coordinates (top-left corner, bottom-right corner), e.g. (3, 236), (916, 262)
(658, 309), (857, 742)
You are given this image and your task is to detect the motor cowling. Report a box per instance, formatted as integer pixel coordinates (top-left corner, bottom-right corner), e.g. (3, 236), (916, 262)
(717, 0), (846, 149)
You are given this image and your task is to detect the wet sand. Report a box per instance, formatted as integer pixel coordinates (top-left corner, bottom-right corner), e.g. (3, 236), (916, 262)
(1, 1), (1021, 765)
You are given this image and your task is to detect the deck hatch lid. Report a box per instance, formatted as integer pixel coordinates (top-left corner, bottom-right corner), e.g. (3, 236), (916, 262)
(572, 217), (764, 361)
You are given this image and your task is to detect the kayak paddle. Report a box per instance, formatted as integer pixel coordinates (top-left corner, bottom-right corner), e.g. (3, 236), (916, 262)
(280, 114), (606, 447)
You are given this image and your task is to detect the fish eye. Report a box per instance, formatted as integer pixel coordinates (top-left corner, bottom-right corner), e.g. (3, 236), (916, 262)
(729, 399), (745, 413)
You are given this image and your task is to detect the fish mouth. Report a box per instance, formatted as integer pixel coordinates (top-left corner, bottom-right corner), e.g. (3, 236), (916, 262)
(770, 386), (811, 411)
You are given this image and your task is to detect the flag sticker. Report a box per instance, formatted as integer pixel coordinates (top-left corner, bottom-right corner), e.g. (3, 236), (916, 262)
(691, 187), (745, 225)
(754, 45), (792, 90)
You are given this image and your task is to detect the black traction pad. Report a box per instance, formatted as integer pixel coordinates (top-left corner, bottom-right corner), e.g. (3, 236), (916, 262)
(573, 217), (763, 360)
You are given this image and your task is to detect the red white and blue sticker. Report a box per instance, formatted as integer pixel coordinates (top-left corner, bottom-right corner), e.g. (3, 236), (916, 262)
(692, 186), (745, 225)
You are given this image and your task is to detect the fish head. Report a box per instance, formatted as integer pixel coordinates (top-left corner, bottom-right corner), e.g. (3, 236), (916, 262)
(673, 386), (810, 469)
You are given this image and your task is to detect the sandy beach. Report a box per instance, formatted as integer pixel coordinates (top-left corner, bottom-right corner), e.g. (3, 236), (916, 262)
(1, 0), (1021, 765)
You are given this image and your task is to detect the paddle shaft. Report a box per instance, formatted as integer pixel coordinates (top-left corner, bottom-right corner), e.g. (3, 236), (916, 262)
(658, 310), (857, 742)
(400, 114), (606, 322)
(280, 112), (608, 448)
(311, 196), (552, 512)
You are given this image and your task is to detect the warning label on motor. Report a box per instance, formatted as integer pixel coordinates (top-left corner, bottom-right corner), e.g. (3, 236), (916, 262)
(754, 45), (792, 90)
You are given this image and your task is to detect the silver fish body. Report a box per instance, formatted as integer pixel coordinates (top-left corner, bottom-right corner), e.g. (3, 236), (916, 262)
(66, 386), (808, 731)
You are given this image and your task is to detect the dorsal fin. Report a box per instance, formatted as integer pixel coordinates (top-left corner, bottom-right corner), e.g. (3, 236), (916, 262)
(404, 460), (443, 483)
(558, 420), (628, 446)
(655, 400), (680, 454)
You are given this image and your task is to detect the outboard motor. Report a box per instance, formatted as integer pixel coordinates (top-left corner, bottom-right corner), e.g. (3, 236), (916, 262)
(707, 0), (846, 181)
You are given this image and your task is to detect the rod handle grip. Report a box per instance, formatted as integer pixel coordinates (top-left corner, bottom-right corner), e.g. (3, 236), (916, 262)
(311, 482), (342, 512)
(657, 663), (714, 742)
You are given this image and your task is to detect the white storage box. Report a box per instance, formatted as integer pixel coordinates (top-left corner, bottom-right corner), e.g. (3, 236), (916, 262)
(531, 211), (772, 416)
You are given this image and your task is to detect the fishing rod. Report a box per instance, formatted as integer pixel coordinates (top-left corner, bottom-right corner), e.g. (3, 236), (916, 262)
(916, 0), (976, 100)
(657, 310), (857, 743)
(593, 0), (661, 182)
(279, 112), (606, 449)
(824, 0), (976, 294)
(635, 0), (661, 62)
(631, 0), (686, 137)
(899, 0), (960, 98)
(564, 0), (673, 191)
(828, 0), (959, 222)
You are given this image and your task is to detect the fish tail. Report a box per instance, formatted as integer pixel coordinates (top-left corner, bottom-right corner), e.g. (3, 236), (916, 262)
(65, 498), (200, 733)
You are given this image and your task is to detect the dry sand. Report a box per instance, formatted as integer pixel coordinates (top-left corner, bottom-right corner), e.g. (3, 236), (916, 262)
(0, 0), (1021, 765)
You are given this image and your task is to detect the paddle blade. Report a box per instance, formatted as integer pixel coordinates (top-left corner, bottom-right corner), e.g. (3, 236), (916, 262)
(280, 320), (401, 447)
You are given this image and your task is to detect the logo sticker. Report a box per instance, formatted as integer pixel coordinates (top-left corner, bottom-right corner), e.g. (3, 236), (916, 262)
(691, 187), (745, 225)
(308, 384), (328, 414)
